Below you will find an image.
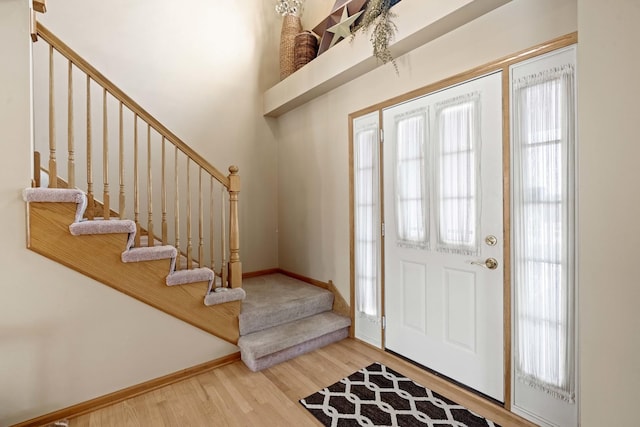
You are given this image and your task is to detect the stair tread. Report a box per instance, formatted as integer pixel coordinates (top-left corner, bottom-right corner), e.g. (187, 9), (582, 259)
(238, 311), (350, 360)
(70, 219), (136, 235)
(139, 236), (200, 268)
(240, 273), (334, 335)
(166, 267), (214, 286)
(24, 188), (88, 223)
(122, 245), (177, 263)
(23, 187), (85, 203)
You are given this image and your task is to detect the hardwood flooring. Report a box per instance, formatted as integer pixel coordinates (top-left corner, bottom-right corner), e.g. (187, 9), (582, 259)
(69, 339), (537, 426)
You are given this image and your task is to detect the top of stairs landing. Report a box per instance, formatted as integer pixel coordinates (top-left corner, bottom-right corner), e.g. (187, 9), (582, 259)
(240, 273), (335, 336)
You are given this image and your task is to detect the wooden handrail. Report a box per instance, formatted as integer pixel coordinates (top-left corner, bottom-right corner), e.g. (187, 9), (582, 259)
(33, 23), (242, 287)
(36, 23), (230, 189)
(33, 0), (47, 14)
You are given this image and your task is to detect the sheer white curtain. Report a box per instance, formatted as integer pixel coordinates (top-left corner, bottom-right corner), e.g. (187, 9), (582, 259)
(434, 93), (481, 255)
(354, 124), (380, 318)
(395, 109), (428, 249)
(512, 65), (576, 403)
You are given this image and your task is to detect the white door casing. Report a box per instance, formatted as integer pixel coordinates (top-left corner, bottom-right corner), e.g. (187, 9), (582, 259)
(383, 72), (504, 401)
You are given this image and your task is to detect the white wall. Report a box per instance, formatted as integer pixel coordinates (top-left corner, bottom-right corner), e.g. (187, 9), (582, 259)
(577, 1), (640, 426)
(0, 0), (277, 424)
(276, 0), (577, 300)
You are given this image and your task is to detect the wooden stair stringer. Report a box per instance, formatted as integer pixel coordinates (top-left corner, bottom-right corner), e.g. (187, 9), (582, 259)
(27, 201), (240, 344)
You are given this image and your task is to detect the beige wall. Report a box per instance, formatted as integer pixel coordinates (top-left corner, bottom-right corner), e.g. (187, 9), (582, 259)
(577, 1), (640, 425)
(0, 0), (277, 424)
(276, 0), (577, 299)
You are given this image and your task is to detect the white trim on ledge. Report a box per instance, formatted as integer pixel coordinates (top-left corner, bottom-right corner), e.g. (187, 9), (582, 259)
(263, 0), (512, 117)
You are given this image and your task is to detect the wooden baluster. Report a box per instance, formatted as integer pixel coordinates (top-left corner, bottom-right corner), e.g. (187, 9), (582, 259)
(186, 158), (193, 269)
(48, 45), (57, 188)
(174, 146), (181, 270)
(147, 124), (154, 246)
(133, 114), (140, 247)
(161, 137), (167, 245)
(209, 175), (215, 272)
(67, 60), (75, 188)
(86, 75), (94, 219)
(221, 188), (227, 287)
(102, 88), (110, 219)
(198, 167), (204, 267)
(118, 102), (125, 219)
(33, 151), (42, 188)
(228, 166), (242, 288)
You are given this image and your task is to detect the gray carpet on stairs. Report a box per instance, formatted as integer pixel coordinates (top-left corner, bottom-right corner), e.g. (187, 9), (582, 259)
(239, 273), (334, 336)
(238, 274), (351, 372)
(241, 327), (349, 372)
(238, 311), (351, 360)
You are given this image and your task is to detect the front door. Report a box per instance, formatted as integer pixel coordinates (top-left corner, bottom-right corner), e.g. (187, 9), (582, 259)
(383, 72), (504, 401)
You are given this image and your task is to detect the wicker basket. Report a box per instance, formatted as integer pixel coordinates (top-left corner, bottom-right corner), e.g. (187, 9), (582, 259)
(294, 31), (319, 71)
(279, 14), (302, 80)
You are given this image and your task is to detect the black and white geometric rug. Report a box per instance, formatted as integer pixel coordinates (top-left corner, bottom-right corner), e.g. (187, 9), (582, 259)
(300, 362), (501, 427)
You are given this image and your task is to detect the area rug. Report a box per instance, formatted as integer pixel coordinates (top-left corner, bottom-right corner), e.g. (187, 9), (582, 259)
(299, 362), (501, 427)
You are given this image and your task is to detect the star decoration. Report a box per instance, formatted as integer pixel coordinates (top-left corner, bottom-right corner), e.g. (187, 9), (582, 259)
(313, 0), (368, 56)
(326, 6), (364, 49)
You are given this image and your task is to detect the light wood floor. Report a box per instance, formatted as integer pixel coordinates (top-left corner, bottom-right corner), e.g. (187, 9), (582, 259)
(70, 339), (537, 427)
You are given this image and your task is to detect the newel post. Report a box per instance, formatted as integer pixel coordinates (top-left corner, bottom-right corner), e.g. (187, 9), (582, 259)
(228, 165), (242, 288)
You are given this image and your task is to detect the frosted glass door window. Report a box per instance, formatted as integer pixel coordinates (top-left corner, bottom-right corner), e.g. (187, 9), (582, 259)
(394, 111), (428, 249)
(434, 94), (481, 255)
(512, 64), (576, 404)
(354, 125), (380, 317)
(353, 112), (383, 348)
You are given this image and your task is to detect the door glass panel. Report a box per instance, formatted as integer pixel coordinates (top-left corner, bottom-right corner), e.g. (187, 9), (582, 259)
(435, 94), (481, 255)
(513, 64), (576, 403)
(354, 125), (380, 318)
(394, 110), (428, 249)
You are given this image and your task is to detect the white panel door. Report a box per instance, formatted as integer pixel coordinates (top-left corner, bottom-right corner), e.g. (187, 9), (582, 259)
(383, 72), (504, 401)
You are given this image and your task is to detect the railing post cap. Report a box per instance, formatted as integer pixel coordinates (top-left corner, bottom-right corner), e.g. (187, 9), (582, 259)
(229, 165), (239, 174)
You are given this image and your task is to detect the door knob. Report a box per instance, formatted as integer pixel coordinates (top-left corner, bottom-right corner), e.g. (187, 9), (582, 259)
(470, 258), (498, 270)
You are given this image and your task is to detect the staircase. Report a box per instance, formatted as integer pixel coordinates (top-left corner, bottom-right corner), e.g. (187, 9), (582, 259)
(25, 18), (351, 371)
(23, 187), (351, 370)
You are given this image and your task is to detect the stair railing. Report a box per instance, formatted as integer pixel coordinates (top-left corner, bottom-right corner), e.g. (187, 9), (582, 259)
(32, 23), (242, 288)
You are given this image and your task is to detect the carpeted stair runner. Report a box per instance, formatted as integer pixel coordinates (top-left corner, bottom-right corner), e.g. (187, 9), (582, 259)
(23, 187), (244, 307)
(239, 274), (351, 371)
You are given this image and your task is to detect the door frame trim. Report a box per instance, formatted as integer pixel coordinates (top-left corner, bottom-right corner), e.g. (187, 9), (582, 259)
(348, 32), (578, 410)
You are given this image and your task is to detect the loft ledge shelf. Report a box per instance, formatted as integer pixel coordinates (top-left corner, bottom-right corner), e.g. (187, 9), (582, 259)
(263, 0), (512, 117)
